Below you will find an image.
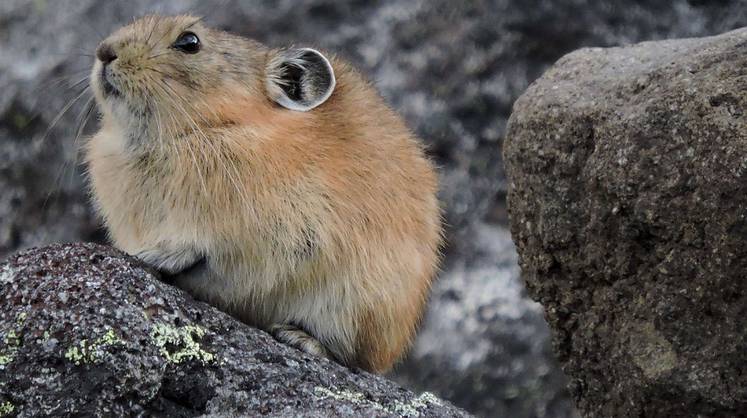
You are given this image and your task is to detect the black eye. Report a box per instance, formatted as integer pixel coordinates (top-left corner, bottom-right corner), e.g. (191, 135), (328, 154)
(172, 32), (200, 54)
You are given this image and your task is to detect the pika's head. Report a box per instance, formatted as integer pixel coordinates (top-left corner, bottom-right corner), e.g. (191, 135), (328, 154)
(91, 15), (336, 141)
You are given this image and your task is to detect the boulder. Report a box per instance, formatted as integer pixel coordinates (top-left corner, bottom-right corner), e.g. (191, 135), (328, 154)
(504, 28), (747, 417)
(0, 243), (467, 417)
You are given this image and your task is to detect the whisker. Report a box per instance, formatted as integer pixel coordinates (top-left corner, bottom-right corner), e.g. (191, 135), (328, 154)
(73, 96), (97, 151)
(149, 95), (166, 160)
(183, 16), (206, 31)
(154, 83), (209, 196)
(41, 86), (92, 144)
(154, 82), (210, 199)
(81, 18), (106, 42)
(151, 17), (180, 49)
(157, 81), (251, 215)
(44, 52), (96, 58)
(62, 76), (92, 92)
(147, 51), (173, 60)
(145, 14), (159, 45)
(43, 87), (94, 211)
(67, 96), (97, 189)
(33, 70), (91, 93)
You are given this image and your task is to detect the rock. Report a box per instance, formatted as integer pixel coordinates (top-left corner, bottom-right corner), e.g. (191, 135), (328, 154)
(504, 28), (747, 417)
(0, 243), (467, 417)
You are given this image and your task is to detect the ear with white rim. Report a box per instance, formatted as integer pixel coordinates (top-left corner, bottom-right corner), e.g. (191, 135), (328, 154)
(265, 48), (336, 112)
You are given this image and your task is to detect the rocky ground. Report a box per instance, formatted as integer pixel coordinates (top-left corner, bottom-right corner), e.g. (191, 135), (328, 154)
(0, 243), (467, 417)
(2, 1), (747, 417)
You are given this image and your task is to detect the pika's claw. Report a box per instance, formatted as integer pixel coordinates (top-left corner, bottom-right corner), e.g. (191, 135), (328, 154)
(269, 324), (334, 360)
(134, 246), (203, 275)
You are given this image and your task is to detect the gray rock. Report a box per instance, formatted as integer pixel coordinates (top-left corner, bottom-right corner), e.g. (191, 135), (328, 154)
(504, 28), (747, 417)
(0, 243), (468, 417)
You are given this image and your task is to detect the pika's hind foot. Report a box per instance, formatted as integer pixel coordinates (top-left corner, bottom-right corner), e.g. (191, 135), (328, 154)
(269, 324), (333, 360)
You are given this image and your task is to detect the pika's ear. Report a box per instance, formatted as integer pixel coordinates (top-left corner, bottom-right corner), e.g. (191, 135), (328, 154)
(265, 48), (336, 112)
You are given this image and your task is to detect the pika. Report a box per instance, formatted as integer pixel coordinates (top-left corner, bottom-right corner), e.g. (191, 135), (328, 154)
(85, 15), (442, 373)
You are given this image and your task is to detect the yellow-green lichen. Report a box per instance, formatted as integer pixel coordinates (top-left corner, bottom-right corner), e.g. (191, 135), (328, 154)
(0, 329), (21, 368)
(0, 280), (30, 370)
(151, 323), (215, 364)
(64, 328), (122, 366)
(313, 387), (442, 417)
(313, 387), (381, 409)
(391, 392), (442, 417)
(0, 401), (14, 416)
(98, 329), (119, 346)
(0, 353), (14, 367)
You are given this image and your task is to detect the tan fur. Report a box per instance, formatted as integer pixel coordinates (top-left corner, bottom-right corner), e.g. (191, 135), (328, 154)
(85, 15), (442, 373)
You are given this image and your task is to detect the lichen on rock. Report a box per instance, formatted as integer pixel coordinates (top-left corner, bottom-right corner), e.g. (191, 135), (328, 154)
(313, 387), (443, 418)
(0, 243), (467, 417)
(64, 328), (121, 366)
(0, 401), (15, 417)
(151, 323), (214, 365)
(0, 312), (26, 370)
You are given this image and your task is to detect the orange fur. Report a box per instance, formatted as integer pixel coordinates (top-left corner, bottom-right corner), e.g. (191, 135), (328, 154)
(85, 15), (442, 373)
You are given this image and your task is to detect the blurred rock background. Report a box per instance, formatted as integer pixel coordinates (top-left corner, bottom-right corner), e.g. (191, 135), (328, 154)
(1, 1), (746, 417)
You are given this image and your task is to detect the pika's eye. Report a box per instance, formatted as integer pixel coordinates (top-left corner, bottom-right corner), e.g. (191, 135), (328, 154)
(172, 32), (200, 54)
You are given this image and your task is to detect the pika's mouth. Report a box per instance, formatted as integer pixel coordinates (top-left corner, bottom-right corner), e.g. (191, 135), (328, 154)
(100, 66), (120, 97)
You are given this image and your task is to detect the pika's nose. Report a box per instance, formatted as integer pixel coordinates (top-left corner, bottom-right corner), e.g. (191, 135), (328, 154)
(96, 43), (117, 65)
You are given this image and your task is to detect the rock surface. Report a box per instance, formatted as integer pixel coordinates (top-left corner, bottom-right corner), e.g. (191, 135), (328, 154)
(3, 1), (747, 417)
(505, 28), (747, 417)
(0, 243), (467, 417)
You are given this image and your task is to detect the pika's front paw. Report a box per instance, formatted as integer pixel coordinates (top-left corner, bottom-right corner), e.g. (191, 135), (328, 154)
(269, 324), (334, 360)
(134, 246), (203, 275)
